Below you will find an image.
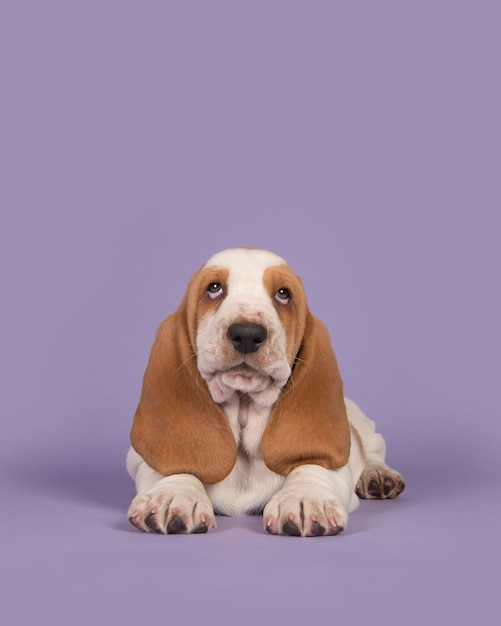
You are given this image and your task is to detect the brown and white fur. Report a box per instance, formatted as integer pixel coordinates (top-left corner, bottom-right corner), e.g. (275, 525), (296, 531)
(127, 248), (405, 537)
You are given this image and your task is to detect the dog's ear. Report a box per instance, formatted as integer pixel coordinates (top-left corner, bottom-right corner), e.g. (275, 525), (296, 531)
(130, 296), (237, 485)
(262, 312), (351, 475)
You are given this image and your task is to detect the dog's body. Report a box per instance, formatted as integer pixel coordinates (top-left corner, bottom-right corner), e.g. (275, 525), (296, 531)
(127, 248), (405, 536)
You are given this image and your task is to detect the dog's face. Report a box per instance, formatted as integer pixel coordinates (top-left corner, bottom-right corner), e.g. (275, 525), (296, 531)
(189, 248), (308, 406)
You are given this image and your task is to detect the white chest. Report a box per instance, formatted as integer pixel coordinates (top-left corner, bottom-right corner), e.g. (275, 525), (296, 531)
(204, 393), (285, 515)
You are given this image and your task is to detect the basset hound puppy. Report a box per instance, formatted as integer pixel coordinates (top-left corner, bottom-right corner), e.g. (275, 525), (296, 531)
(127, 248), (405, 537)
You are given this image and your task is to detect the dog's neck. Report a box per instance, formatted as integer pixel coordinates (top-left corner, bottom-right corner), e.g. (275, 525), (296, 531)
(203, 369), (283, 459)
(218, 390), (274, 460)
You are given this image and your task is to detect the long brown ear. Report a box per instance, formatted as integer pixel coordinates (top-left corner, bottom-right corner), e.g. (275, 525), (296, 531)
(130, 298), (237, 485)
(261, 311), (351, 475)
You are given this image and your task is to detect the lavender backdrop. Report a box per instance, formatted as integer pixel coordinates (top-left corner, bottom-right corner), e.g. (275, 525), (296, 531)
(1, 2), (499, 625)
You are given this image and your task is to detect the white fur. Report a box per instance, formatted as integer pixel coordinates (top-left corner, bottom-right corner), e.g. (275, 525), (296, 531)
(127, 248), (401, 536)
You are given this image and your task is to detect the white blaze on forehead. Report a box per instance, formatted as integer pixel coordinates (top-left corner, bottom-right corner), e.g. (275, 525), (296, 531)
(204, 248), (286, 271)
(203, 248), (287, 296)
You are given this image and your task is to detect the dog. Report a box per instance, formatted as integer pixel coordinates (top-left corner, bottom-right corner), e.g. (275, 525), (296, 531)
(127, 247), (405, 536)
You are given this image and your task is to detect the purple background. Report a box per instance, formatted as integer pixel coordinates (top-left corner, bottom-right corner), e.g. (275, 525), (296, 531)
(1, 1), (499, 624)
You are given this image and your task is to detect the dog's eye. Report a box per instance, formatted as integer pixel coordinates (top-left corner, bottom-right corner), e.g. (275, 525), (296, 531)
(207, 282), (224, 299)
(275, 287), (290, 304)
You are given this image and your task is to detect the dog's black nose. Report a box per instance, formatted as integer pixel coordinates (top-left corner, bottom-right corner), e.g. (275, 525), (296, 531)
(227, 323), (268, 354)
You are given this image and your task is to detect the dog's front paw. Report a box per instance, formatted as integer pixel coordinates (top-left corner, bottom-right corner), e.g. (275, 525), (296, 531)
(263, 465), (353, 537)
(263, 493), (348, 537)
(127, 475), (216, 534)
(356, 464), (406, 500)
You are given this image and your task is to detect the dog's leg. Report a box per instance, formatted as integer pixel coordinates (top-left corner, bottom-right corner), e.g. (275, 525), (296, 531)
(126, 448), (216, 534)
(345, 399), (406, 500)
(263, 463), (359, 537)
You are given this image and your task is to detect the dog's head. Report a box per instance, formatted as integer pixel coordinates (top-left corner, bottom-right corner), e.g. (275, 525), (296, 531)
(191, 248), (306, 406)
(130, 248), (350, 484)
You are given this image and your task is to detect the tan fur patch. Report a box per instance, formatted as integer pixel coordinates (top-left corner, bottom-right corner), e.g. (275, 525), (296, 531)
(130, 268), (237, 484)
(185, 267), (229, 347)
(262, 311), (351, 475)
(263, 265), (307, 366)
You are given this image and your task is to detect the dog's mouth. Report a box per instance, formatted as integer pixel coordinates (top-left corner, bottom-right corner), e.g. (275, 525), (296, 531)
(203, 357), (290, 405)
(218, 361), (275, 394)
(224, 361), (259, 374)
(222, 362), (258, 378)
